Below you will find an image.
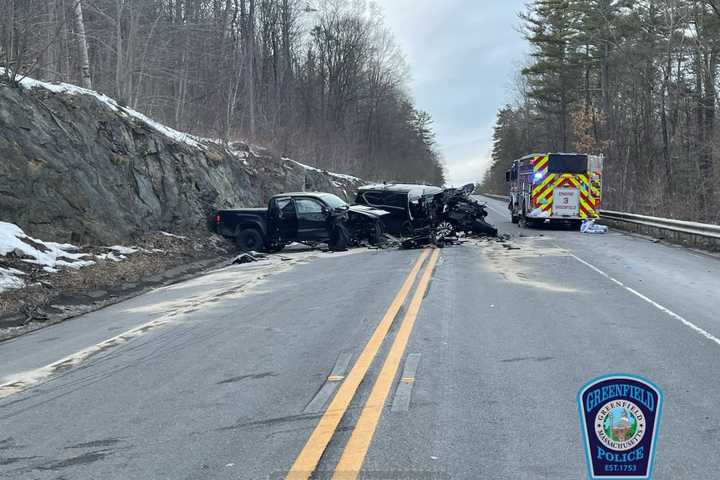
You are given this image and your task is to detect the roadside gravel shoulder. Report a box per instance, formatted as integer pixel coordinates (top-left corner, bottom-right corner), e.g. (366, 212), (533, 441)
(0, 232), (232, 342)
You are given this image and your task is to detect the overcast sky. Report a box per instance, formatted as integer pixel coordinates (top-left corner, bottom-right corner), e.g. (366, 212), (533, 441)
(376, 0), (529, 186)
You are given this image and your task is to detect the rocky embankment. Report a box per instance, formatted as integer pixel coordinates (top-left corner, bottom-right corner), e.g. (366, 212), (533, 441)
(0, 76), (365, 336)
(0, 76), (363, 245)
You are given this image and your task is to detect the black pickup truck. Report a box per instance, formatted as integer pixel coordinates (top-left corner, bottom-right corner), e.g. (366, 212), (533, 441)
(208, 192), (388, 252)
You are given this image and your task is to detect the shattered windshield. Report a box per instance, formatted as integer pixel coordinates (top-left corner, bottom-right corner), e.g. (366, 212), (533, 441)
(317, 194), (348, 210)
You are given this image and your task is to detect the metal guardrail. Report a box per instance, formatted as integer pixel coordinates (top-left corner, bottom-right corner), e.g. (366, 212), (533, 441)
(478, 193), (720, 241)
(599, 210), (720, 240)
(480, 193), (511, 202)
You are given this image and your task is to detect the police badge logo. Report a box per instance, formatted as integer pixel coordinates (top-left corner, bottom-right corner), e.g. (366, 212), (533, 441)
(578, 375), (663, 479)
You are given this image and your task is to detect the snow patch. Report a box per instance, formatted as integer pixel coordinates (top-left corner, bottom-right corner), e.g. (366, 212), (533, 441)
(0, 267), (25, 292)
(0, 222), (92, 270)
(159, 232), (187, 240)
(284, 159), (362, 184)
(96, 252), (126, 262)
(109, 246), (138, 255)
(0, 222), (97, 292)
(15, 73), (208, 150)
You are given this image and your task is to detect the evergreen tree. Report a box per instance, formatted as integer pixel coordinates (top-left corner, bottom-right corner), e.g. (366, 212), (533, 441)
(521, 0), (582, 151)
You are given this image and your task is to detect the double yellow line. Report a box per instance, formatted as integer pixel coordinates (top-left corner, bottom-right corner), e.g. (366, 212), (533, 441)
(287, 248), (441, 480)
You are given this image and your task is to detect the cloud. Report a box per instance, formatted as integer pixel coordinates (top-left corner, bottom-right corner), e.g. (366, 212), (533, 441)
(375, 0), (529, 186)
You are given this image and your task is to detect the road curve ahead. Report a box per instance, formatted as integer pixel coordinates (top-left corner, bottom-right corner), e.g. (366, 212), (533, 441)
(1, 202), (720, 479)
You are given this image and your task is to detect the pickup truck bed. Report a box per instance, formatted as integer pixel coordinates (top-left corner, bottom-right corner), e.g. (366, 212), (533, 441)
(209, 192), (387, 252)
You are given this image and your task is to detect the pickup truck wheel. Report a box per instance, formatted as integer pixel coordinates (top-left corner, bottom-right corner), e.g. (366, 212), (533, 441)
(329, 224), (349, 251)
(436, 220), (455, 239)
(235, 228), (264, 252)
(368, 222), (384, 246)
(400, 221), (414, 238)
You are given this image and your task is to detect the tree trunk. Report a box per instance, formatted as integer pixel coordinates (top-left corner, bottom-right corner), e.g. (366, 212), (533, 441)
(248, 0), (256, 139)
(73, 0), (92, 89)
(59, 0), (71, 80)
(701, 49), (717, 219)
(115, 0), (123, 100)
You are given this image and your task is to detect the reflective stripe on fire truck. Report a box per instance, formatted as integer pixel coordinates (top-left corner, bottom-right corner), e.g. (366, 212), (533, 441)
(531, 173), (598, 219)
(532, 154), (550, 173)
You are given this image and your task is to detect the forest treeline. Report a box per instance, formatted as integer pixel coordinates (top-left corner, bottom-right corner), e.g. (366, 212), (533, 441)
(483, 0), (720, 223)
(0, 0), (445, 185)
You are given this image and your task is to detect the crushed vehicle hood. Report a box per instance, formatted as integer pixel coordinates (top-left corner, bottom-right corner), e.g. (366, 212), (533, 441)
(348, 205), (391, 218)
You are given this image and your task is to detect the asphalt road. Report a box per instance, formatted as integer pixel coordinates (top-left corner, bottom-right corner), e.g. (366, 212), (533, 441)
(2, 198), (720, 479)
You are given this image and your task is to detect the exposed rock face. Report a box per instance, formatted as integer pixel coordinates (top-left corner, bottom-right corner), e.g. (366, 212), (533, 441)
(0, 83), (362, 244)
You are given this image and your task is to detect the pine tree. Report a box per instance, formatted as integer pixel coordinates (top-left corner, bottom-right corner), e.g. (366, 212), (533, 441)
(521, 0), (582, 151)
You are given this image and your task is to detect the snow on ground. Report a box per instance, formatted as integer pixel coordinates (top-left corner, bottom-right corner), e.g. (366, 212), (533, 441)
(0, 222), (94, 270)
(159, 232), (188, 240)
(0, 222), (96, 293)
(95, 252), (126, 262)
(0, 267), (25, 291)
(9, 71), (208, 150)
(108, 246), (138, 255)
(0, 222), (141, 294)
(284, 159), (363, 184)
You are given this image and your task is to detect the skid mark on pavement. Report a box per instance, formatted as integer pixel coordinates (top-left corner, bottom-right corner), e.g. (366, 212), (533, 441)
(217, 372), (278, 385)
(0, 456), (39, 466)
(0, 437), (25, 450)
(65, 438), (122, 449)
(216, 413), (323, 432)
(36, 449), (115, 471)
(500, 356), (555, 364)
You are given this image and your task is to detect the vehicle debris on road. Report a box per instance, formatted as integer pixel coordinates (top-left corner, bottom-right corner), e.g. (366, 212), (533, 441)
(231, 253), (262, 264)
(580, 219), (608, 234)
(355, 182), (498, 249)
(431, 183), (498, 239)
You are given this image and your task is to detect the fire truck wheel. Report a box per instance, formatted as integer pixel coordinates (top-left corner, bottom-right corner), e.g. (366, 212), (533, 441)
(519, 203), (529, 228)
(511, 214), (520, 224)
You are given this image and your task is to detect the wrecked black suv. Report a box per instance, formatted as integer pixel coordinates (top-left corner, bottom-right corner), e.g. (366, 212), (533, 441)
(355, 183), (497, 241)
(354, 184), (443, 236)
(209, 192), (387, 252)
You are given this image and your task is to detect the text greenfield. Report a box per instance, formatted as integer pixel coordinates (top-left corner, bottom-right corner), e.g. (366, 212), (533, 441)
(585, 384), (655, 413)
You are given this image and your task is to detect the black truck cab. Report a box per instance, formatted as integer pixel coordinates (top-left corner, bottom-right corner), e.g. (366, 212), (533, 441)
(209, 192), (386, 252)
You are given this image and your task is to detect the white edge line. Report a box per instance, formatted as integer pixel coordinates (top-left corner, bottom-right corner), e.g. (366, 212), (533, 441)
(570, 253), (720, 347)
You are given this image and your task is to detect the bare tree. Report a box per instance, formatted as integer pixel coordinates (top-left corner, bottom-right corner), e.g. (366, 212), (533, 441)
(1, 0), (446, 186)
(73, 0), (92, 89)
